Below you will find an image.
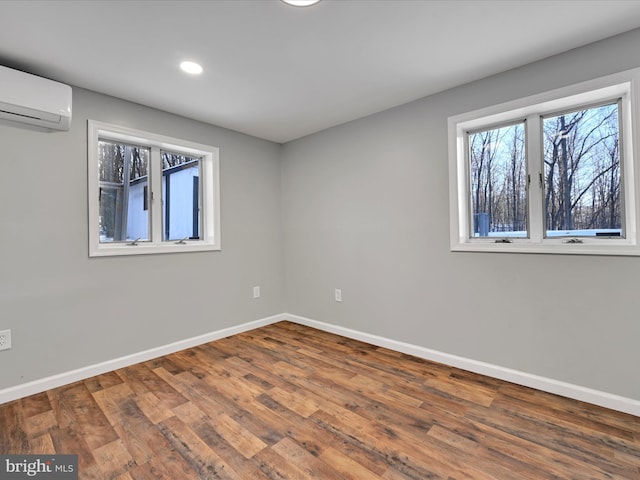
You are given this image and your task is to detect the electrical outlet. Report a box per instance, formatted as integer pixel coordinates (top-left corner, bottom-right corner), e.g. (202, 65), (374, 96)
(253, 286), (261, 299)
(334, 288), (342, 302)
(0, 330), (11, 351)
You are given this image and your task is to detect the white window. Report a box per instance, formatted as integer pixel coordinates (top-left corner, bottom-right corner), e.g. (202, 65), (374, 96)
(448, 69), (640, 255)
(88, 121), (221, 256)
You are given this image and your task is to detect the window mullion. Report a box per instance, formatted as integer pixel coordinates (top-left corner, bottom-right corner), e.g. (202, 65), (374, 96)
(526, 115), (544, 242)
(150, 147), (163, 245)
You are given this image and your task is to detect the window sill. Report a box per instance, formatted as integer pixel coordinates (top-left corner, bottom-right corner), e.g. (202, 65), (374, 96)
(451, 241), (640, 256)
(89, 241), (220, 257)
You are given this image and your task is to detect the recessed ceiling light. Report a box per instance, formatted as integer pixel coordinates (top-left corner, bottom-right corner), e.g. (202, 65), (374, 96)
(281, 0), (322, 6)
(180, 61), (203, 75)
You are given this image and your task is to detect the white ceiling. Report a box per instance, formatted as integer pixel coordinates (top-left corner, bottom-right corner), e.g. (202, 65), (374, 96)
(1, 0), (640, 143)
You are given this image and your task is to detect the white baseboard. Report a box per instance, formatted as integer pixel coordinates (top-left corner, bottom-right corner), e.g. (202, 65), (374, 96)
(0, 314), (286, 406)
(286, 313), (640, 417)
(2, 312), (639, 417)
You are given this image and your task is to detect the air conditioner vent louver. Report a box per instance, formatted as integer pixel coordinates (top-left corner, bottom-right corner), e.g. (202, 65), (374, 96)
(0, 109), (37, 120)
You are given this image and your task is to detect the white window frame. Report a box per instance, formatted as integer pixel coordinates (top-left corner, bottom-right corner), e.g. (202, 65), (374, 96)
(448, 69), (640, 256)
(88, 120), (221, 257)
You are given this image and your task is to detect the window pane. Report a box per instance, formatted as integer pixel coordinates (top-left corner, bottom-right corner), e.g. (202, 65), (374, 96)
(161, 151), (201, 241)
(98, 140), (150, 243)
(543, 103), (622, 237)
(468, 122), (527, 238)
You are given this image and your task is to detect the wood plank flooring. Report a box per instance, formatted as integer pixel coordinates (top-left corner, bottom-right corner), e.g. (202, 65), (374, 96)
(1, 321), (639, 479)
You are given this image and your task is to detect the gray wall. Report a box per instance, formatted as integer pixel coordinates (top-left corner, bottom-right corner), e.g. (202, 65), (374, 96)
(0, 88), (284, 389)
(3, 28), (640, 403)
(282, 28), (640, 401)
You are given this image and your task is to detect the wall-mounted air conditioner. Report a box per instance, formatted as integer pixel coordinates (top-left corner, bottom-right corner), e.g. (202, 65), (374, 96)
(0, 65), (72, 131)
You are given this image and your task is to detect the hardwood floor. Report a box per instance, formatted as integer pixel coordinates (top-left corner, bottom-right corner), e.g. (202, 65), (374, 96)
(1, 321), (639, 479)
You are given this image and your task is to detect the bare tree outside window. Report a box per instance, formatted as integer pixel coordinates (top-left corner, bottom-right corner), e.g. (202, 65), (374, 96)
(543, 102), (621, 237)
(469, 122), (527, 237)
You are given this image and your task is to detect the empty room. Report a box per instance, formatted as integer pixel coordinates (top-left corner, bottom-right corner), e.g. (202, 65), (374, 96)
(0, 1), (639, 478)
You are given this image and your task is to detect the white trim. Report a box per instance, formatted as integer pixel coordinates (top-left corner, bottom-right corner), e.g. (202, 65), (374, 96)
(0, 314), (286, 406)
(2, 312), (638, 417)
(286, 313), (640, 417)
